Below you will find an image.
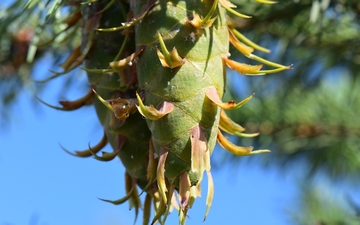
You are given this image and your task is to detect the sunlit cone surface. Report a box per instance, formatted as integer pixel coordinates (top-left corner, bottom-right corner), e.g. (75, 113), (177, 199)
(35, 0), (290, 224)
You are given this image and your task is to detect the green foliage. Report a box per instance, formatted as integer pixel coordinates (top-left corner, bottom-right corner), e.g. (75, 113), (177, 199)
(0, 0), (80, 126)
(291, 182), (360, 225)
(216, 0), (360, 180)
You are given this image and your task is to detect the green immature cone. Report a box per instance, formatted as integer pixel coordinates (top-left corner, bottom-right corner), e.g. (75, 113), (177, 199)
(26, 0), (288, 224)
(62, 0), (288, 224)
(132, 0), (227, 223)
(128, 0), (288, 223)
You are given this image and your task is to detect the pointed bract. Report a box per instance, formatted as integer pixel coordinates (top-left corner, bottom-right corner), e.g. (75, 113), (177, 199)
(136, 93), (174, 120)
(206, 86), (254, 110)
(156, 32), (185, 68)
(157, 147), (169, 204)
(223, 57), (263, 75)
(179, 172), (191, 210)
(204, 171), (214, 221)
(190, 125), (209, 184)
(217, 130), (271, 156)
(109, 49), (143, 71)
(60, 131), (108, 157)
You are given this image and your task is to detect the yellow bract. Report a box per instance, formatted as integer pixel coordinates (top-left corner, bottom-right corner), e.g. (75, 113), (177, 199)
(223, 57), (264, 75)
(206, 86), (254, 110)
(217, 130), (271, 156)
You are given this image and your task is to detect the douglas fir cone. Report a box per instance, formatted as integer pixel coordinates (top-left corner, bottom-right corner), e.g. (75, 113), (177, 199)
(35, 0), (291, 224)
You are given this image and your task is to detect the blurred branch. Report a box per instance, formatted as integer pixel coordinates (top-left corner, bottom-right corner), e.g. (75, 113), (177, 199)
(290, 182), (359, 225)
(218, 0), (360, 181)
(0, 0), (82, 127)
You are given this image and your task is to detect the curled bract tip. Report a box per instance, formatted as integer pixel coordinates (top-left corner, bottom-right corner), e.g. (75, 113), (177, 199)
(206, 86), (254, 110)
(59, 131), (108, 157)
(99, 172), (136, 205)
(135, 92), (174, 120)
(109, 49), (143, 71)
